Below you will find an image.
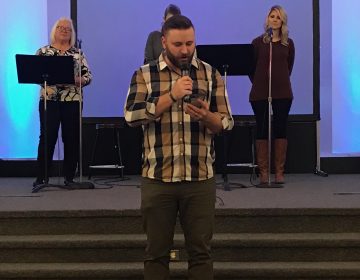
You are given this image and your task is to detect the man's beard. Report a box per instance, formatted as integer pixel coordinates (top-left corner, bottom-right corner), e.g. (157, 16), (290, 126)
(165, 48), (194, 69)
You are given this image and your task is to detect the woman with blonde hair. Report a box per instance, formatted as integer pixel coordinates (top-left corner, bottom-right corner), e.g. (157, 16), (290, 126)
(249, 5), (295, 184)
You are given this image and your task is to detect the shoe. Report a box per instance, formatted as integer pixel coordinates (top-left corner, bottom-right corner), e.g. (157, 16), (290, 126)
(32, 179), (45, 187)
(64, 179), (76, 186)
(256, 140), (269, 184)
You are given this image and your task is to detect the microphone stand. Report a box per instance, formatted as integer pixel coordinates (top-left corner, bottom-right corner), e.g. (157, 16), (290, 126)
(68, 39), (94, 190)
(257, 31), (283, 188)
(314, 120), (328, 177)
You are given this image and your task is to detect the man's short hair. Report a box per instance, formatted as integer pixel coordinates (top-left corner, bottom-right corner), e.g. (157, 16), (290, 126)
(161, 15), (194, 36)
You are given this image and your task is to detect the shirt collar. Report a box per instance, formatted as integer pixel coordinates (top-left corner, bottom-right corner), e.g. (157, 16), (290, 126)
(158, 52), (199, 73)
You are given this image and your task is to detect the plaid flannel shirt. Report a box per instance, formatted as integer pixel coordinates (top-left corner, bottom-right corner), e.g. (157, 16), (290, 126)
(125, 54), (234, 182)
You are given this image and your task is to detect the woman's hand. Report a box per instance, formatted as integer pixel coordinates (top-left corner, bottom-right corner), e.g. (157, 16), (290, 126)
(75, 76), (85, 87)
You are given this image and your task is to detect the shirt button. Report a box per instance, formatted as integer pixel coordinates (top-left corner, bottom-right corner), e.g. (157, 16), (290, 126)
(180, 138), (183, 142)
(179, 122), (182, 125)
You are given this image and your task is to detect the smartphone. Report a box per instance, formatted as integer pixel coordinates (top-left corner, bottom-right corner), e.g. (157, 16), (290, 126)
(183, 93), (206, 108)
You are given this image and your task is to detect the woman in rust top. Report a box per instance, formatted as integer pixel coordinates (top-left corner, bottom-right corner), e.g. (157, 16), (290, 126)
(249, 5), (295, 184)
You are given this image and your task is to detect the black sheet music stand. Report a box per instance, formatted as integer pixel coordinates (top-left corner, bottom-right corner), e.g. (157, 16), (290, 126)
(196, 44), (255, 191)
(16, 54), (75, 193)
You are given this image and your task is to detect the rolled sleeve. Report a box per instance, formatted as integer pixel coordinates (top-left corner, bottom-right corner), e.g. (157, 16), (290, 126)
(124, 70), (159, 127)
(211, 71), (234, 132)
(220, 113), (233, 131)
(81, 53), (92, 86)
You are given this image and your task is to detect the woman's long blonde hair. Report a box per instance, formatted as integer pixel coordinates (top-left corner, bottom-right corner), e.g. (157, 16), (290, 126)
(263, 5), (289, 46)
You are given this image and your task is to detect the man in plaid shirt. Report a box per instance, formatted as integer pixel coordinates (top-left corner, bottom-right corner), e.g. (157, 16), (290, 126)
(125, 15), (233, 280)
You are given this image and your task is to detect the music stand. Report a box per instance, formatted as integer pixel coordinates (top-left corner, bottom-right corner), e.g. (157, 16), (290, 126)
(71, 42), (95, 190)
(16, 54), (74, 193)
(196, 44), (255, 191)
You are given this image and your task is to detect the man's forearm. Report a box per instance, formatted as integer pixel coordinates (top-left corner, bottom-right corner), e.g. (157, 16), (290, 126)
(202, 112), (223, 134)
(154, 91), (174, 118)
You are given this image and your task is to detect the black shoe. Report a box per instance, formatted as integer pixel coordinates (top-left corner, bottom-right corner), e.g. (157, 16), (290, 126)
(33, 179), (45, 187)
(64, 179), (76, 186)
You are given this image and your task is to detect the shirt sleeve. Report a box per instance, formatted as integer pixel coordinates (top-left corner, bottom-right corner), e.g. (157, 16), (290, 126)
(210, 69), (234, 131)
(144, 32), (155, 64)
(288, 39), (295, 75)
(249, 38), (259, 83)
(124, 68), (159, 127)
(79, 51), (92, 86)
(36, 46), (47, 56)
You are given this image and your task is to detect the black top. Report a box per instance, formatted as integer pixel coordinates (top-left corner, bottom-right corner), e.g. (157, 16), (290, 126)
(144, 30), (163, 63)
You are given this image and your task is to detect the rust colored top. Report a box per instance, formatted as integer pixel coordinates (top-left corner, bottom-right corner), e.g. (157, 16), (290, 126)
(249, 35), (295, 101)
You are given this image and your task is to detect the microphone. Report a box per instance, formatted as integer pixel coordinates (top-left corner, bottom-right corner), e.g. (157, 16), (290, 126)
(180, 63), (192, 103)
(180, 63), (190, 77)
(266, 27), (273, 37)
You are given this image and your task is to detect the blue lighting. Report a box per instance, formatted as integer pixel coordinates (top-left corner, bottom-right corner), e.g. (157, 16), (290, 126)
(1, 0), (359, 159)
(332, 0), (360, 154)
(0, 0), (47, 158)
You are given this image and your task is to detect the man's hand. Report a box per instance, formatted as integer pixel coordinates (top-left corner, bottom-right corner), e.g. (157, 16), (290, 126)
(185, 99), (223, 133)
(171, 76), (193, 101)
(184, 99), (209, 121)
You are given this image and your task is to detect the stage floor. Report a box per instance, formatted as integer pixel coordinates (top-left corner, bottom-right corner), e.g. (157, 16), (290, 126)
(0, 174), (360, 212)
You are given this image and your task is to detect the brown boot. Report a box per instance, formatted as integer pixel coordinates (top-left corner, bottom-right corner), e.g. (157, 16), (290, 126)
(256, 140), (269, 184)
(274, 138), (288, 184)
